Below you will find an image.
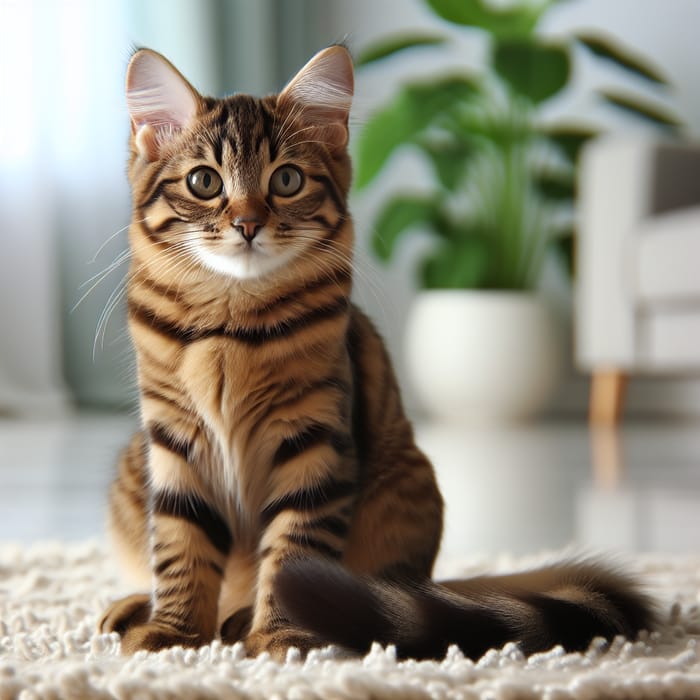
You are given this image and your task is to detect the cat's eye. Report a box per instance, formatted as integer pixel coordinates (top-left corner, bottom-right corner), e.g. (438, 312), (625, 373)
(186, 167), (223, 199)
(269, 165), (303, 197)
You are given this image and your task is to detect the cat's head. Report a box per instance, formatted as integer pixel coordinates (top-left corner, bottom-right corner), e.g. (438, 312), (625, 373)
(125, 46), (353, 283)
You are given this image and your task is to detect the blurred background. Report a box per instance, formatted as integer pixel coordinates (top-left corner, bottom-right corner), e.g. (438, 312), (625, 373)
(1, 0), (699, 561)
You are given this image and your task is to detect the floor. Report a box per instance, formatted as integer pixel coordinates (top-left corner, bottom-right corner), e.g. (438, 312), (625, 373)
(1, 412), (699, 566)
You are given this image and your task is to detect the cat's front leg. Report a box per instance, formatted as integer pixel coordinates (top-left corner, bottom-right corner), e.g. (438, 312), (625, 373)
(115, 435), (232, 654)
(246, 460), (356, 660)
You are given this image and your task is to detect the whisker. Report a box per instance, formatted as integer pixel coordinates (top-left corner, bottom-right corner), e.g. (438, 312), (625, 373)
(78, 249), (131, 289)
(72, 250), (131, 313)
(93, 272), (129, 361)
(88, 218), (146, 264)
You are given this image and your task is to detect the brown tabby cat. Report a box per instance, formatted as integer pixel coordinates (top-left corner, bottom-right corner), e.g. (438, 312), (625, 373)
(99, 45), (654, 660)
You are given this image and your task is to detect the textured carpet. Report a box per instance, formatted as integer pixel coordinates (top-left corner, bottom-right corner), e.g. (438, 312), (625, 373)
(2, 543), (700, 699)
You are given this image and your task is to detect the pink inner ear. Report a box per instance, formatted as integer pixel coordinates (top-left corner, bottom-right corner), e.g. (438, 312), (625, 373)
(280, 46), (354, 125)
(126, 50), (199, 135)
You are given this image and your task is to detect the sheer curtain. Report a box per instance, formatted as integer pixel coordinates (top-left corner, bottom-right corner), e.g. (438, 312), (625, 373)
(0, 0), (335, 417)
(0, 1), (123, 415)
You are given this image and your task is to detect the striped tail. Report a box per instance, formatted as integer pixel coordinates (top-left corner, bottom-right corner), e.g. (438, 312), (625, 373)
(274, 557), (657, 660)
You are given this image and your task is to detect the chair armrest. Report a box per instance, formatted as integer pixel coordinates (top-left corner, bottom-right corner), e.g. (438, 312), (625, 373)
(576, 137), (700, 370)
(576, 137), (659, 370)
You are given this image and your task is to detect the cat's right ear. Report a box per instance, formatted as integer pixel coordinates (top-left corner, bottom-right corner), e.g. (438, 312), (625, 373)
(126, 49), (201, 161)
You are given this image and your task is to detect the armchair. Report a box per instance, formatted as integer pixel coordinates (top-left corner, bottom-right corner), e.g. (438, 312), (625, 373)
(576, 137), (700, 424)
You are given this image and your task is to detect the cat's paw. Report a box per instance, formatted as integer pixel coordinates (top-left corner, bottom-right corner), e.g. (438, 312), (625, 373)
(119, 621), (202, 654)
(244, 626), (321, 661)
(99, 593), (151, 636)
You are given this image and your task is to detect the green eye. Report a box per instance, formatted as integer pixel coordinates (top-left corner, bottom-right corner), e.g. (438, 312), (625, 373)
(186, 167), (223, 199)
(270, 165), (303, 197)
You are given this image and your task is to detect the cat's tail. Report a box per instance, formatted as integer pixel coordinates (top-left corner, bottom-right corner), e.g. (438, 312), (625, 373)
(274, 557), (657, 660)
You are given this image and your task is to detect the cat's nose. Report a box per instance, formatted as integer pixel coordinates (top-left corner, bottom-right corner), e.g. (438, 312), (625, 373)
(233, 217), (263, 243)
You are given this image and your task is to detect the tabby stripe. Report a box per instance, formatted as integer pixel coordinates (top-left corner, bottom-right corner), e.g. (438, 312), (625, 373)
(154, 555), (181, 577)
(147, 422), (194, 464)
(130, 296), (349, 347)
(131, 270), (186, 304)
(271, 377), (350, 415)
(154, 610), (196, 635)
(309, 174), (345, 215)
(260, 477), (356, 527)
(308, 514), (350, 539)
(254, 130), (265, 154)
(152, 490), (233, 555)
(254, 267), (351, 315)
(317, 216), (347, 245)
(231, 297), (348, 345)
(139, 166), (171, 209)
(212, 136), (223, 166)
(311, 214), (333, 231)
(139, 176), (181, 210)
(152, 216), (184, 235)
(229, 134), (239, 158)
(212, 102), (231, 131)
(261, 107), (277, 161)
(129, 302), (199, 343)
(142, 387), (187, 413)
(162, 190), (206, 216)
(273, 424), (351, 469)
(286, 532), (342, 560)
(192, 142), (206, 160)
(156, 584), (190, 600)
(214, 195), (230, 217)
(158, 568), (198, 581)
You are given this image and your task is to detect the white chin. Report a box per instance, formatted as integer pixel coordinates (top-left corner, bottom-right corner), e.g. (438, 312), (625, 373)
(195, 248), (290, 280)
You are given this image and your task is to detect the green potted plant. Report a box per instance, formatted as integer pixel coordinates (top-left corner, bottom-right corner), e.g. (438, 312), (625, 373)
(355, 0), (680, 421)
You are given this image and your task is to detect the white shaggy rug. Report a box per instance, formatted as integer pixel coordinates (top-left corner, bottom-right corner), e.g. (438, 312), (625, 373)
(2, 543), (700, 699)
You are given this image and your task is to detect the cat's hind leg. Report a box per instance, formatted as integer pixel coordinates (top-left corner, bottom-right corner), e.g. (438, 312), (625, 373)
(100, 431), (153, 638)
(106, 431), (151, 587)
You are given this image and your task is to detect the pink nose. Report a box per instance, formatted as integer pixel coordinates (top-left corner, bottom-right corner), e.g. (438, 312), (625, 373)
(233, 217), (263, 242)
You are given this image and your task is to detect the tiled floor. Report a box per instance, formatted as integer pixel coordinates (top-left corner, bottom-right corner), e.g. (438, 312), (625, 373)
(1, 413), (699, 564)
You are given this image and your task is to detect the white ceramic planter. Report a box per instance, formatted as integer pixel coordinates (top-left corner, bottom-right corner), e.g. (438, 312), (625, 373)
(405, 291), (564, 422)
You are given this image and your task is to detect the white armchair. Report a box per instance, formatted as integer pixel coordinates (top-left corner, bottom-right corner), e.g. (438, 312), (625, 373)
(576, 137), (700, 424)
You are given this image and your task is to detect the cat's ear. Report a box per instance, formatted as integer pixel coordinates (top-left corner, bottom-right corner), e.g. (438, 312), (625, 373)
(126, 49), (201, 161)
(279, 45), (354, 148)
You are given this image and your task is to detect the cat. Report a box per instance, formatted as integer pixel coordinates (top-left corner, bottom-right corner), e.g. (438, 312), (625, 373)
(99, 45), (655, 660)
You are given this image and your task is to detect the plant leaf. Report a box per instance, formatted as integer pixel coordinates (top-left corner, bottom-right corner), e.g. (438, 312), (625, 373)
(356, 34), (448, 66)
(425, 0), (543, 38)
(421, 237), (491, 289)
(372, 196), (441, 261)
(494, 40), (570, 103)
(416, 137), (475, 189)
(539, 123), (599, 162)
(576, 32), (668, 85)
(355, 76), (479, 189)
(600, 89), (682, 130)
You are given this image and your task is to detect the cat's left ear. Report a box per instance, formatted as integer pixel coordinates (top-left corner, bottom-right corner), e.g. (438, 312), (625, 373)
(126, 49), (202, 161)
(279, 45), (354, 148)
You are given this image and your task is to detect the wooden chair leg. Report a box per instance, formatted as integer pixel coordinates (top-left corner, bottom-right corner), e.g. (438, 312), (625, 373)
(589, 369), (627, 426)
(590, 425), (624, 489)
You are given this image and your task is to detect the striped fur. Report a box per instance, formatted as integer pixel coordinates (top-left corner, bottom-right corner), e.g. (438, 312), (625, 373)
(101, 47), (655, 660)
